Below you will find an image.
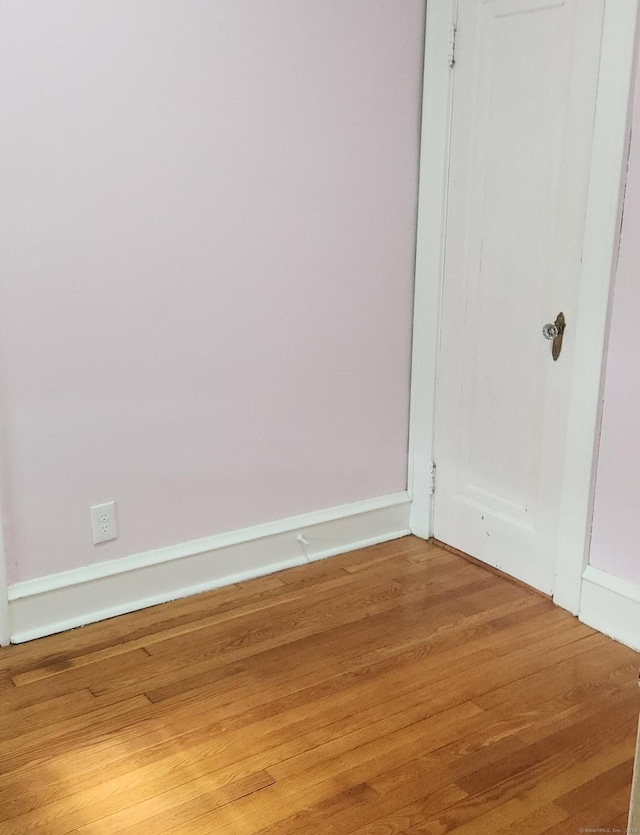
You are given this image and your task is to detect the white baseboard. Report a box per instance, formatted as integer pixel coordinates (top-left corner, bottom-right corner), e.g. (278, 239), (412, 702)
(579, 565), (640, 652)
(7, 492), (411, 644)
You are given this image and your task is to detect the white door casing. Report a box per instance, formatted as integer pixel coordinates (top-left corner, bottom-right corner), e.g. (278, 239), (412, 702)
(408, 0), (458, 538)
(408, 0), (639, 608)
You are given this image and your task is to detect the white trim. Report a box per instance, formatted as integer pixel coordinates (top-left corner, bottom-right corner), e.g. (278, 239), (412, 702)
(7, 492), (410, 644)
(408, 0), (457, 539)
(554, 0), (639, 613)
(579, 565), (640, 651)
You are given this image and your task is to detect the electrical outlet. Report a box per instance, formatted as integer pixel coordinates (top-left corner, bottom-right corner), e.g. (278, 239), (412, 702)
(90, 501), (118, 544)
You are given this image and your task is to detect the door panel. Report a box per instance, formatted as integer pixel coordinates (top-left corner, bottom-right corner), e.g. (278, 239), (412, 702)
(433, 0), (605, 593)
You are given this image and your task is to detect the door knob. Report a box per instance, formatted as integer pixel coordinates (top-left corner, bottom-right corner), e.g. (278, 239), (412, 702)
(542, 312), (566, 361)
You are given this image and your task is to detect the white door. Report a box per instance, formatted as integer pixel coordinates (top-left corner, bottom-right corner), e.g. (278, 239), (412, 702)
(433, 0), (606, 594)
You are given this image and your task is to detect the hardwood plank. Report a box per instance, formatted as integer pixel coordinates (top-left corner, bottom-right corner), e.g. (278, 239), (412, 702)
(257, 781), (467, 835)
(3, 761), (275, 834)
(0, 694), (151, 778)
(352, 798), (570, 835)
(2, 701), (477, 834)
(388, 720), (637, 835)
(0, 536), (636, 835)
(432, 539), (553, 601)
(2, 539), (421, 685)
(491, 803), (570, 835)
(541, 782), (634, 834)
(474, 639), (636, 713)
(513, 671), (640, 746)
(1, 648), (152, 711)
(454, 702), (637, 798)
(555, 759), (634, 815)
(0, 576), (287, 680)
(75, 770), (275, 835)
(91, 576), (510, 704)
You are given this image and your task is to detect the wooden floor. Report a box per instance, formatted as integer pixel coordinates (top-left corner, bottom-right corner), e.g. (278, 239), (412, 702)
(0, 537), (638, 834)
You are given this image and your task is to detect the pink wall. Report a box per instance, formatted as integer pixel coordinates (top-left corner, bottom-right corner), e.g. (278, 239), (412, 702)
(0, 1), (425, 584)
(589, 59), (640, 585)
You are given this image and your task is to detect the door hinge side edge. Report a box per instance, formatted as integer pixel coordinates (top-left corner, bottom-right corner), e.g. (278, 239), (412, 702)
(430, 462), (437, 495)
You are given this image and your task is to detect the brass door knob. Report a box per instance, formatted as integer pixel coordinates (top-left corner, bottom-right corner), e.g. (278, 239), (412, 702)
(542, 312), (566, 361)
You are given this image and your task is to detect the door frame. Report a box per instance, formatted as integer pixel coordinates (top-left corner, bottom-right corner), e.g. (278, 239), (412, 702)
(408, 0), (639, 614)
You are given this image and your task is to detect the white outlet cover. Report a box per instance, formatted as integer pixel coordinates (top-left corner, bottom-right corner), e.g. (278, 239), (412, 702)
(90, 501), (118, 544)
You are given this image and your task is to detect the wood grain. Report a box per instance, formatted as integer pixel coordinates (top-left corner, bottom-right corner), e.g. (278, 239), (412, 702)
(0, 535), (637, 834)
